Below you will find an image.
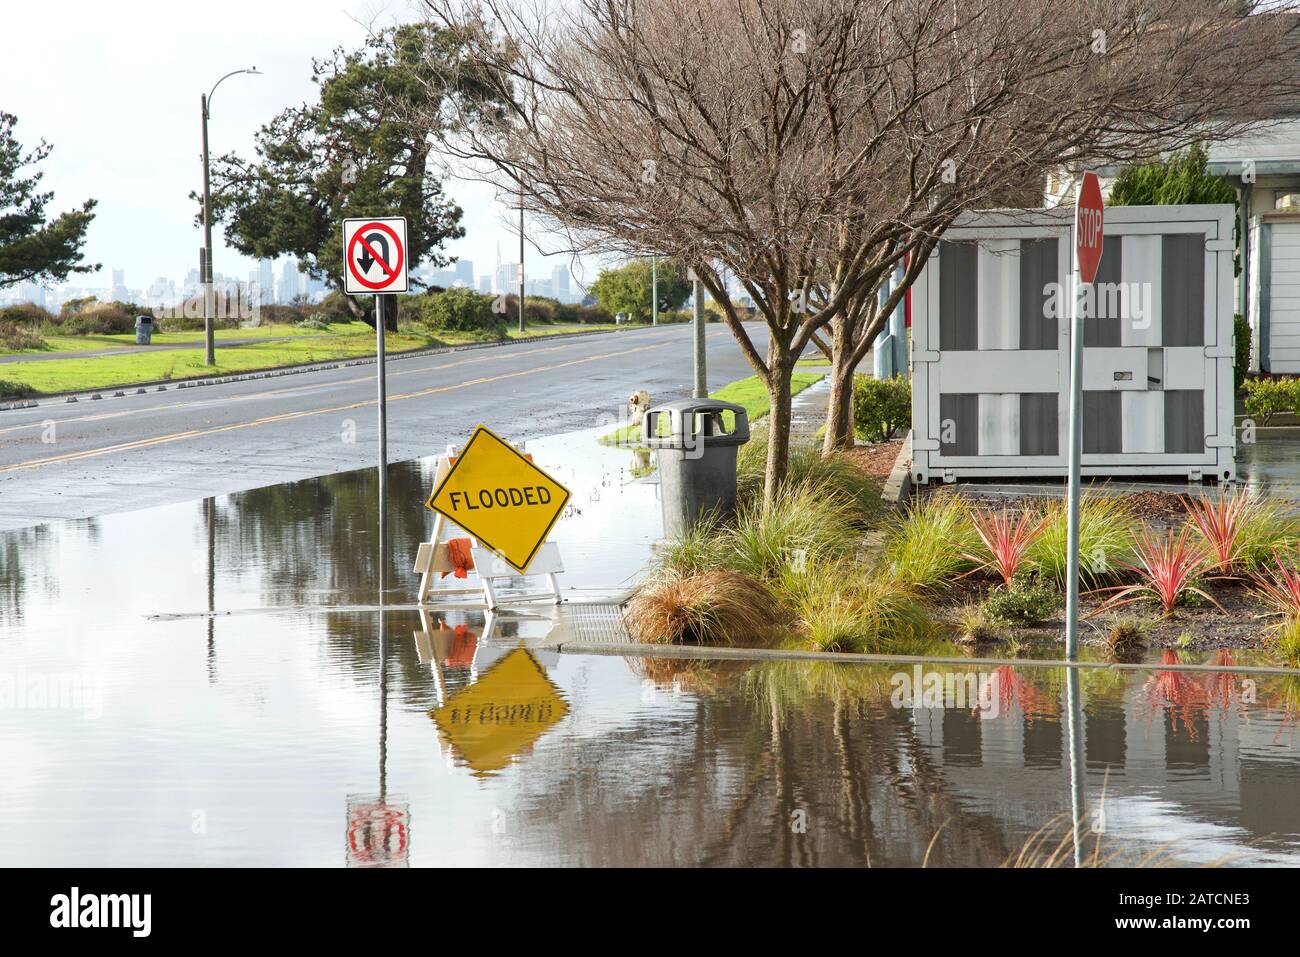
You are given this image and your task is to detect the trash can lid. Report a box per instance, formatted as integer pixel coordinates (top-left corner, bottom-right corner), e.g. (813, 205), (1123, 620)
(642, 397), (750, 448)
(135, 315), (153, 324)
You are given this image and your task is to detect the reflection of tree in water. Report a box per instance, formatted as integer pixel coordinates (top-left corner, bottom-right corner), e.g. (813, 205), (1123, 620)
(218, 458), (437, 606)
(0, 521), (98, 627)
(493, 659), (1019, 866)
(205, 458), (445, 695)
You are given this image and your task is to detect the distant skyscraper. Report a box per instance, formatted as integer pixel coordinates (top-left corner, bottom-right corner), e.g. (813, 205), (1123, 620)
(258, 259), (274, 305)
(110, 268), (128, 302)
(479, 274), (492, 294)
(454, 259), (474, 286)
(279, 260), (301, 303)
(552, 265), (570, 300)
(496, 261), (519, 295)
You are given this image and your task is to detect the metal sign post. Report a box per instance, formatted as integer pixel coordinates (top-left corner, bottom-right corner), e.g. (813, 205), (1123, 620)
(343, 216), (409, 605)
(1066, 174), (1105, 661)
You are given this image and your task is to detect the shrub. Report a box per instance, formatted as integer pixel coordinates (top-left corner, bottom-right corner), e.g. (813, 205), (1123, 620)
(982, 578), (1062, 626)
(967, 507), (1052, 586)
(1243, 376), (1300, 425)
(0, 303), (54, 326)
(0, 321), (47, 351)
(294, 314), (331, 331)
(49, 301), (141, 335)
(1093, 526), (1218, 616)
(1234, 314), (1251, 394)
(154, 314), (240, 333)
(852, 374), (910, 443)
(884, 492), (980, 591)
(418, 287), (505, 336)
(1026, 492), (1134, 587)
(0, 379), (38, 399)
(624, 569), (786, 645)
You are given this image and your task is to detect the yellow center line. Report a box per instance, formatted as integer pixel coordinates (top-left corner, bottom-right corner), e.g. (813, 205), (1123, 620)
(0, 341), (666, 474)
(0, 334), (643, 438)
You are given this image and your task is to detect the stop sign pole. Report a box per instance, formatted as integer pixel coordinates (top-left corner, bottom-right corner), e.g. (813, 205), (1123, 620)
(1066, 172), (1104, 660)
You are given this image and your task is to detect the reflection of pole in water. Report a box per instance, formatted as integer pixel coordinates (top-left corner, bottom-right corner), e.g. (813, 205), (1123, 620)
(205, 496), (216, 683)
(1066, 667), (1086, 868)
(378, 591), (388, 805)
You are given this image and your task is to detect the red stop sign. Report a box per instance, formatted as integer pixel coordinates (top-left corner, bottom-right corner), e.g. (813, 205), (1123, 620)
(1075, 171), (1105, 284)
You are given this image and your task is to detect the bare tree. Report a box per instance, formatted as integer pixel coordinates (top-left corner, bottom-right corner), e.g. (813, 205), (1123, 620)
(414, 0), (1299, 503)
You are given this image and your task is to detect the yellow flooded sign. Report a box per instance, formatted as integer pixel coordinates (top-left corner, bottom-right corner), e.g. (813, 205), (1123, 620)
(430, 647), (569, 775)
(426, 424), (570, 573)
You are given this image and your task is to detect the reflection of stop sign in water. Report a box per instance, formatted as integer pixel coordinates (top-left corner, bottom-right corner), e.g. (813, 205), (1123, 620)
(1075, 171), (1105, 285)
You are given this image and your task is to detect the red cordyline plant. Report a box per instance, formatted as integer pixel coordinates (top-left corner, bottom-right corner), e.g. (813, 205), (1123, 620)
(965, 508), (1050, 587)
(1092, 527), (1220, 617)
(1185, 491), (1259, 570)
(1253, 553), (1300, 619)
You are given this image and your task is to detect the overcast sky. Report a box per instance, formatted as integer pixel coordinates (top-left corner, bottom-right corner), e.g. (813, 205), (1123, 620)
(2, 0), (605, 294)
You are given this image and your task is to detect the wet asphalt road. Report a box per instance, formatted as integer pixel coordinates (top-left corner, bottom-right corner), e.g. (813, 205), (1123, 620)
(0, 323), (767, 531)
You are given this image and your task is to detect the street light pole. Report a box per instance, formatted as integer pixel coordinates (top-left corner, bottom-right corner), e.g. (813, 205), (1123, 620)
(201, 67), (261, 367)
(652, 257), (658, 327)
(518, 191), (526, 334)
(692, 271), (706, 398)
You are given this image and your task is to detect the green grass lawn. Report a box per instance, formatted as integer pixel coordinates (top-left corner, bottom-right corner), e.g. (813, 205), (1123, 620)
(1, 321), (380, 357)
(0, 321), (627, 398)
(600, 371), (825, 445)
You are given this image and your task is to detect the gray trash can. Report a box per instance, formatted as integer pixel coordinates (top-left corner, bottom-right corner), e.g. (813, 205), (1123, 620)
(134, 315), (154, 345)
(644, 397), (750, 537)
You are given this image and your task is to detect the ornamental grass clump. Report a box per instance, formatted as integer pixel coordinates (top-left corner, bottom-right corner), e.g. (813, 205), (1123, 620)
(1103, 616), (1148, 660)
(737, 433), (883, 522)
(1236, 498), (1300, 571)
(884, 492), (980, 592)
(953, 604), (1000, 645)
(625, 569), (787, 645)
(1025, 492), (1134, 587)
(784, 563), (933, 654)
(724, 480), (860, 582)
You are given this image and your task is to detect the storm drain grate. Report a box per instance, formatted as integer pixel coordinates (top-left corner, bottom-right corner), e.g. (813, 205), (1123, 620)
(556, 603), (633, 644)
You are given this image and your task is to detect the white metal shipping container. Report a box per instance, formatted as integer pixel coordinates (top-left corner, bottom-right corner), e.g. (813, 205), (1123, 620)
(910, 204), (1236, 484)
(1249, 211), (1300, 373)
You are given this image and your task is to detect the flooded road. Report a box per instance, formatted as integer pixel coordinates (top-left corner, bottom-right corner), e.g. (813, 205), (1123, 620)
(3, 430), (1300, 867)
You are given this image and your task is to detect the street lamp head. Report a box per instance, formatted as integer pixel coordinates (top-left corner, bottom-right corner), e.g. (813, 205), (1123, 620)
(247, 66), (262, 75)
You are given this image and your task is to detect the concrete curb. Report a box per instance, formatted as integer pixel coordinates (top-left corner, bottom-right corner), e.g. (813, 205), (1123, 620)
(0, 324), (634, 411)
(881, 429), (913, 506)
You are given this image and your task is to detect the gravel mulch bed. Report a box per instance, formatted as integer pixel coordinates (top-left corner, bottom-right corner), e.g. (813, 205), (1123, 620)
(842, 439), (905, 482)
(939, 575), (1282, 653)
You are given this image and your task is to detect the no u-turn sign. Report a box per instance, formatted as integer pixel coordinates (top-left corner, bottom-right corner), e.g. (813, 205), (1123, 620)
(344, 217), (409, 294)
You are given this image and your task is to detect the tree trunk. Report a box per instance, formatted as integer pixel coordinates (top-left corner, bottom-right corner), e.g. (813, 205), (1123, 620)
(822, 310), (858, 452)
(822, 356), (856, 453)
(763, 366), (793, 510)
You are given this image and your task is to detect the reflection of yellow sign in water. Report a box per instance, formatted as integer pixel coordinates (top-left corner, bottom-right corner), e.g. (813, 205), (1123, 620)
(430, 647), (570, 775)
(426, 424), (571, 573)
